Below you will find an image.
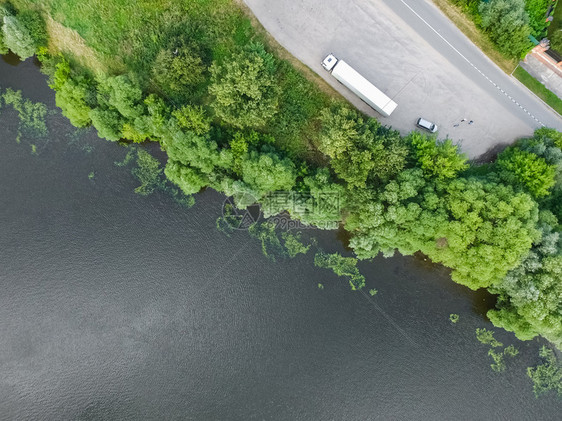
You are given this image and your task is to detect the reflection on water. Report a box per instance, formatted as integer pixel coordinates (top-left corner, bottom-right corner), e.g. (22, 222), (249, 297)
(471, 289), (499, 321)
(1, 51), (21, 66)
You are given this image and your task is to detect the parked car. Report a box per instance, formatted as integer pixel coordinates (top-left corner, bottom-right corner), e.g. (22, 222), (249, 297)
(416, 117), (438, 133)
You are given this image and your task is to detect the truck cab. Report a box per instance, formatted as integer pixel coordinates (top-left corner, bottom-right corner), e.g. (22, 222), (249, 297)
(322, 54), (338, 71)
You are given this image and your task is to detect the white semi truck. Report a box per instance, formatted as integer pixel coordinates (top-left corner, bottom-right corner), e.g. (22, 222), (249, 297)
(321, 54), (397, 117)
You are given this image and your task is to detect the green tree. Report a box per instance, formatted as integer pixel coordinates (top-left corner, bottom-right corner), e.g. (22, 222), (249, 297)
(296, 167), (345, 227)
(319, 104), (410, 187)
(2, 15), (36, 59)
(435, 178), (540, 289)
(479, 0), (532, 57)
(209, 44), (279, 128)
(346, 168), (438, 258)
(318, 105), (378, 187)
(97, 75), (144, 120)
(89, 107), (123, 141)
(162, 127), (231, 175)
(347, 175), (539, 289)
(0, 22), (8, 54)
(240, 149), (296, 198)
(151, 45), (206, 99)
(488, 220), (562, 348)
(525, 0), (551, 39)
(164, 161), (208, 195)
(172, 105), (211, 135)
(132, 94), (171, 140)
(51, 60), (95, 127)
(317, 105), (364, 159)
(408, 131), (469, 180)
(371, 129), (409, 182)
(497, 147), (556, 198)
(228, 130), (267, 174)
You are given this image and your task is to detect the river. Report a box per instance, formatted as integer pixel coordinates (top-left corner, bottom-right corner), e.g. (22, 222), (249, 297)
(0, 55), (560, 420)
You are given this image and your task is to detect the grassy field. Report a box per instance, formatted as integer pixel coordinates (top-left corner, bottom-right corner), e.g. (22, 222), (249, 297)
(513, 66), (562, 115)
(431, 0), (519, 74)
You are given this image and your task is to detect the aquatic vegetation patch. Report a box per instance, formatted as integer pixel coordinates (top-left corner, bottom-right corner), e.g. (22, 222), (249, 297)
(314, 251), (365, 290)
(1, 87), (48, 138)
(475, 328), (519, 372)
(527, 346), (562, 398)
(281, 231), (310, 258)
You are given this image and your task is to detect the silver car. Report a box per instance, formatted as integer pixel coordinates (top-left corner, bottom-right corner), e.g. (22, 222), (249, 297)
(416, 118), (438, 133)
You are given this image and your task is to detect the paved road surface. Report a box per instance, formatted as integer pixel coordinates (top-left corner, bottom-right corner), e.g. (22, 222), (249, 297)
(244, 0), (562, 158)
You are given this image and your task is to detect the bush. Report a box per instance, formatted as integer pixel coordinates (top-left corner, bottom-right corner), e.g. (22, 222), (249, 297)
(248, 221), (286, 261)
(496, 147), (556, 198)
(476, 328), (503, 347)
(209, 43), (279, 128)
(0, 25), (8, 54)
(18, 10), (47, 48)
(408, 132), (469, 180)
(97, 75), (144, 120)
(550, 28), (562, 52)
(151, 44), (206, 99)
(51, 60), (96, 127)
(89, 107), (123, 141)
(240, 149), (297, 198)
(164, 161), (208, 195)
(172, 105), (211, 135)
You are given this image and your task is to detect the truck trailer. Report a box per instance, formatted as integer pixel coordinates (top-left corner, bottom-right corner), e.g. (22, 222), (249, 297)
(321, 54), (397, 117)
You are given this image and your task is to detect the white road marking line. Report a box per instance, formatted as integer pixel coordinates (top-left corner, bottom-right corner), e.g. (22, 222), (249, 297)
(398, 0), (545, 126)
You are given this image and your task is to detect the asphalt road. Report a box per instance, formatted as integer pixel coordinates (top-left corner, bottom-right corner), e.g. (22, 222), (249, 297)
(243, 0), (562, 158)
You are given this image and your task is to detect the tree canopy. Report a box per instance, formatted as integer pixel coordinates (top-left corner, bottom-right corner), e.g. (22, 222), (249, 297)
(209, 44), (279, 128)
(479, 0), (532, 57)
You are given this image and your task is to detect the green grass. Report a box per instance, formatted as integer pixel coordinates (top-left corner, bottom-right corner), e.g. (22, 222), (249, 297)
(513, 66), (562, 116)
(13, 0), (251, 74)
